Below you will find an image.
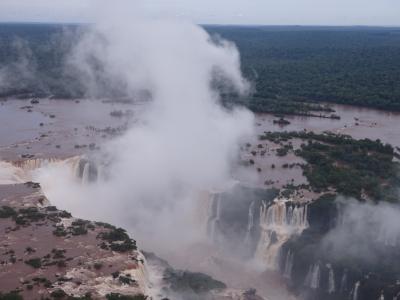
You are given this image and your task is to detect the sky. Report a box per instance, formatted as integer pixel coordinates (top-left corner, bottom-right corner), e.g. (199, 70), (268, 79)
(0, 0), (399, 26)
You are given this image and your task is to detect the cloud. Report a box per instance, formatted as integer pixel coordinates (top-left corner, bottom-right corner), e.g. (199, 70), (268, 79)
(0, 37), (39, 95)
(34, 1), (254, 254)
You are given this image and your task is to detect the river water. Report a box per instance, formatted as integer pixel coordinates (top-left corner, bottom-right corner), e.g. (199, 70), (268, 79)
(255, 103), (400, 148)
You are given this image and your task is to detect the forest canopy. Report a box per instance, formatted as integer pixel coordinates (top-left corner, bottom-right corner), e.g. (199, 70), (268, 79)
(1, 24), (400, 111)
(207, 26), (400, 111)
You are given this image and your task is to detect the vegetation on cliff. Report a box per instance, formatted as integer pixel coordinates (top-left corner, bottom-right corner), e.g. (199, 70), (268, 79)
(164, 268), (226, 294)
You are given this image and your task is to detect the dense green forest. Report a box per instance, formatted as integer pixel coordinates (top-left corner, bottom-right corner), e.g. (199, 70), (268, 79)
(207, 26), (400, 111)
(1, 24), (400, 111)
(259, 131), (400, 202)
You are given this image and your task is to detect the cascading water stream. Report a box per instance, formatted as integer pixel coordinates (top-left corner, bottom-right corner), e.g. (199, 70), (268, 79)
(304, 263), (321, 289)
(244, 200), (255, 244)
(207, 194), (222, 243)
(70, 158), (107, 184)
(255, 197), (309, 270)
(81, 163), (90, 185)
(352, 281), (360, 300)
(0, 157), (82, 185)
(340, 269), (348, 293)
(12, 158), (62, 171)
(97, 165), (105, 182)
(0, 156), (104, 187)
(327, 264), (335, 294)
(283, 250), (294, 279)
(0, 161), (29, 184)
(310, 264), (321, 289)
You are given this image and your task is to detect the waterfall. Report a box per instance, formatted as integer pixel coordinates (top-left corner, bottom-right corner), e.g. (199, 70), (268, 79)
(310, 264), (321, 289)
(255, 197), (309, 270)
(215, 195), (221, 241)
(81, 163), (90, 185)
(352, 281), (360, 300)
(339, 269), (348, 292)
(1, 157), (81, 185)
(73, 158), (104, 184)
(195, 191), (214, 239)
(283, 250), (294, 279)
(73, 159), (81, 178)
(260, 198), (308, 229)
(144, 254), (168, 299)
(130, 252), (152, 294)
(0, 161), (28, 184)
(304, 263), (320, 289)
(327, 264), (335, 294)
(379, 292), (384, 300)
(244, 201), (255, 244)
(97, 165), (105, 182)
(207, 194), (221, 242)
(12, 158), (61, 171)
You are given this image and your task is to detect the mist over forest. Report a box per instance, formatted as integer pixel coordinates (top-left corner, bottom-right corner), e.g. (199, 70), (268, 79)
(1, 24), (400, 111)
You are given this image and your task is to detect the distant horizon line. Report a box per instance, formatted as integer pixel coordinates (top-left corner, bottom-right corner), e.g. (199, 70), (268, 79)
(0, 21), (400, 29)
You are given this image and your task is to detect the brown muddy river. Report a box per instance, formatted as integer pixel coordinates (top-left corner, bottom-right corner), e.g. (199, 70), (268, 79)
(241, 104), (400, 189)
(255, 104), (400, 148)
(0, 98), (143, 160)
(1, 99), (399, 158)
(1, 99), (399, 190)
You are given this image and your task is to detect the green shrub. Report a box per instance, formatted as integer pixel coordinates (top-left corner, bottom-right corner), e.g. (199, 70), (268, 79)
(0, 292), (23, 300)
(25, 258), (42, 269)
(0, 206), (17, 218)
(106, 293), (147, 300)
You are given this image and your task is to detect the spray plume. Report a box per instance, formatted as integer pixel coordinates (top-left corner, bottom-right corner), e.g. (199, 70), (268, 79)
(321, 198), (400, 263)
(35, 0), (254, 253)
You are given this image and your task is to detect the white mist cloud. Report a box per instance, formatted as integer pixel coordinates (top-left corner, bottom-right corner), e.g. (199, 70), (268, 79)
(35, 1), (254, 252)
(0, 37), (38, 94)
(321, 198), (400, 262)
